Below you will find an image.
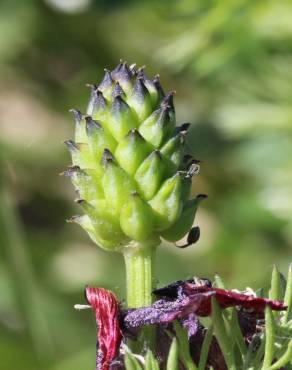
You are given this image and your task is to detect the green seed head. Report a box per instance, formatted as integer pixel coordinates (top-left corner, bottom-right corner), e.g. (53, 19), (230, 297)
(64, 62), (205, 251)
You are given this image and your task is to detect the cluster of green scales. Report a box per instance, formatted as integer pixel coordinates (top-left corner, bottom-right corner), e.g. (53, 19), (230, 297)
(64, 61), (205, 252)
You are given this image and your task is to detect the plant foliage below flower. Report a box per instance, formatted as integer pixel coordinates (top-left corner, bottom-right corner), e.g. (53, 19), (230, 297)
(83, 264), (292, 370)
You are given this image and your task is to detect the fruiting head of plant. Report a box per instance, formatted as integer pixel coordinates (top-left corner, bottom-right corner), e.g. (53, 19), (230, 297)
(64, 61), (205, 307)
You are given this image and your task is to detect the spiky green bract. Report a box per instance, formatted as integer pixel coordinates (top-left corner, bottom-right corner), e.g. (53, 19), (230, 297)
(64, 62), (204, 251)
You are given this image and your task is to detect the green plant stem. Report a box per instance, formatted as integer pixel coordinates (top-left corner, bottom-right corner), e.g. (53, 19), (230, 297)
(123, 239), (158, 308)
(123, 239), (159, 350)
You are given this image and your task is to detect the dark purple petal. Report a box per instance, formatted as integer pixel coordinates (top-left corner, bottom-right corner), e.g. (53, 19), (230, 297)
(181, 313), (200, 338)
(123, 293), (213, 328)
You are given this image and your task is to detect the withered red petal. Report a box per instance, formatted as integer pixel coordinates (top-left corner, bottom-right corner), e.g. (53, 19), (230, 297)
(86, 287), (122, 370)
(184, 284), (287, 316)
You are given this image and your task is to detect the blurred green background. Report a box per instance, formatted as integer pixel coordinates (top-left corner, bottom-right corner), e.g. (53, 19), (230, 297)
(0, 0), (291, 369)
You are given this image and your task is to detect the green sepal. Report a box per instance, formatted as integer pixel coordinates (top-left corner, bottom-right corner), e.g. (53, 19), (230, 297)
(77, 199), (128, 245)
(149, 172), (183, 230)
(120, 192), (155, 241)
(139, 106), (175, 148)
(102, 149), (137, 214)
(115, 129), (151, 176)
(109, 95), (138, 141)
(127, 77), (152, 122)
(85, 116), (117, 162)
(135, 150), (166, 200)
(161, 194), (206, 242)
(63, 166), (103, 201)
(67, 214), (118, 251)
